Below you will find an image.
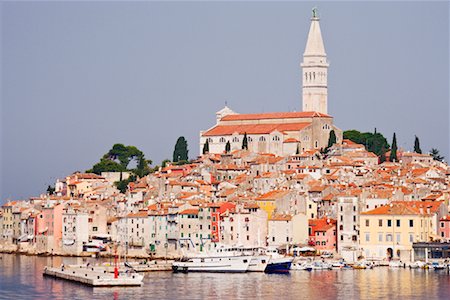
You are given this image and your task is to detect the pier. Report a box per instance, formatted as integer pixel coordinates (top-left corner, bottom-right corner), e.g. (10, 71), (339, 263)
(43, 265), (144, 287)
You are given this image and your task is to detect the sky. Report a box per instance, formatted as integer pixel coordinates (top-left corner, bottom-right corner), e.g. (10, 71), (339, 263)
(1, 1), (449, 202)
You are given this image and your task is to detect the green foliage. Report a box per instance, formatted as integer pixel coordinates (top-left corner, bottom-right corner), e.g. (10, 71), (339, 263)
(114, 175), (137, 194)
(47, 185), (55, 195)
(296, 143), (300, 155)
(88, 158), (126, 175)
(173, 137), (189, 162)
(414, 136), (422, 154)
(161, 159), (171, 168)
(225, 141), (231, 153)
(327, 130), (337, 149)
(202, 139), (209, 154)
(343, 130), (390, 157)
(87, 143), (152, 179)
(430, 148), (444, 162)
(389, 133), (398, 162)
(242, 133), (248, 150)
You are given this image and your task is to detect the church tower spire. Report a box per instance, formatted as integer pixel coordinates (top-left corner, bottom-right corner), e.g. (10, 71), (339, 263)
(301, 8), (329, 114)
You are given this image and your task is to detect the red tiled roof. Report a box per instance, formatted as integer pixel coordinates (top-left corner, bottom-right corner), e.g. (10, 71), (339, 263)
(221, 111), (331, 121)
(202, 123), (311, 136)
(179, 208), (199, 215)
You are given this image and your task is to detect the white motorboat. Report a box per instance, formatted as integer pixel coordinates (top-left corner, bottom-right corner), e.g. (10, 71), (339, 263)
(389, 260), (403, 268)
(311, 261), (332, 270)
(172, 245), (252, 273)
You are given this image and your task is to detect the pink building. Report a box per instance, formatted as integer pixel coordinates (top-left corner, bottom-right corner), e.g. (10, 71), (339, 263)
(36, 203), (63, 252)
(308, 218), (337, 252)
(438, 215), (450, 240)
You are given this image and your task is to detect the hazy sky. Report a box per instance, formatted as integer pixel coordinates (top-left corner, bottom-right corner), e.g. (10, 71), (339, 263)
(1, 1), (449, 202)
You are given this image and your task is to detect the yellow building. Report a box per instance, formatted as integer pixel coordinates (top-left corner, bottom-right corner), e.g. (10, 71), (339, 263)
(359, 202), (439, 261)
(255, 190), (290, 219)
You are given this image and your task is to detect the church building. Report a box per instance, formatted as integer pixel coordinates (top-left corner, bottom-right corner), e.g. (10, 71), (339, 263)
(199, 10), (342, 157)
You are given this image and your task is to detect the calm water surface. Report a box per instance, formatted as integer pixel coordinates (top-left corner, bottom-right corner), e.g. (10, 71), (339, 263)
(1, 253), (450, 299)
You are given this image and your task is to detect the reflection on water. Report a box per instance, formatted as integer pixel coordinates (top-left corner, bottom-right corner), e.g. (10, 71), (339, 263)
(1, 254), (450, 299)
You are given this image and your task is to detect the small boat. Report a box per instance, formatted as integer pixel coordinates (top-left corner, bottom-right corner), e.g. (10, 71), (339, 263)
(291, 260), (311, 271)
(429, 262), (447, 270)
(389, 260), (403, 268)
(409, 261), (426, 269)
(331, 261), (349, 269)
(264, 247), (294, 273)
(311, 261), (332, 270)
(352, 261), (369, 269)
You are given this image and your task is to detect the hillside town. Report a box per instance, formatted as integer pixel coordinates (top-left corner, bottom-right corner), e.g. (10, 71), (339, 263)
(1, 140), (449, 263)
(2, 9), (449, 265)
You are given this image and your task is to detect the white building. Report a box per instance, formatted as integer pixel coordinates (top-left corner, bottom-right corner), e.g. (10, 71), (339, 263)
(62, 206), (89, 255)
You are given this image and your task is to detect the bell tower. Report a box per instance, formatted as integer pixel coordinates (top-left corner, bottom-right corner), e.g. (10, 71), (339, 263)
(301, 8), (329, 114)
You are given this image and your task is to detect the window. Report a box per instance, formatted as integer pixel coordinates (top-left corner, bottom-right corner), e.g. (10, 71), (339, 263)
(248, 137), (253, 142)
(207, 138), (213, 143)
(365, 233), (370, 242)
(386, 234), (393, 242)
(272, 236), (275, 242)
(315, 141), (318, 148)
(219, 137), (226, 143)
(409, 233), (414, 243)
(378, 233), (383, 242)
(396, 220), (400, 227)
(259, 136), (266, 142)
(387, 220), (392, 227)
(365, 220), (369, 227)
(340, 235), (343, 241)
(353, 216), (356, 222)
(93, 227), (98, 232)
(232, 137), (239, 143)
(396, 233), (401, 243)
(440, 222), (444, 228)
(272, 136), (280, 141)
(379, 219), (383, 227)
(409, 220), (414, 227)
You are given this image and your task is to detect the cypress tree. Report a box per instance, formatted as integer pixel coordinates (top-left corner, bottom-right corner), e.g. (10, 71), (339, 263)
(414, 136), (422, 154)
(173, 136), (189, 162)
(379, 145), (387, 163)
(242, 132), (248, 150)
(202, 139), (209, 155)
(389, 133), (398, 162)
(296, 143), (300, 155)
(327, 130), (337, 149)
(225, 141), (231, 153)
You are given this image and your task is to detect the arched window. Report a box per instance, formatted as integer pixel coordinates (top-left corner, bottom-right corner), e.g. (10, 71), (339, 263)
(313, 72), (316, 80)
(232, 137), (239, 143)
(272, 136), (280, 141)
(247, 137), (253, 142)
(207, 138), (213, 143)
(315, 141), (319, 148)
(219, 137), (226, 143)
(259, 136), (266, 142)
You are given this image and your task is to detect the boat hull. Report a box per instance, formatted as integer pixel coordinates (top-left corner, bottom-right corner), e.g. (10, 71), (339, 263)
(265, 258), (293, 274)
(172, 256), (252, 273)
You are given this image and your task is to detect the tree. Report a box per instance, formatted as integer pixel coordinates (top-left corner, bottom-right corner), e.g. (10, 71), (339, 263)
(202, 139), (209, 154)
(242, 132), (248, 150)
(225, 141), (231, 153)
(47, 185), (55, 195)
(389, 133), (398, 162)
(296, 143), (300, 155)
(173, 137), (189, 162)
(327, 130), (337, 149)
(430, 148), (444, 162)
(114, 175), (136, 194)
(161, 159), (171, 168)
(343, 130), (389, 157)
(414, 136), (422, 154)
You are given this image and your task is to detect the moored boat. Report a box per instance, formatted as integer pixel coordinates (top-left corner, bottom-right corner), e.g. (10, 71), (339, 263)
(264, 247), (294, 273)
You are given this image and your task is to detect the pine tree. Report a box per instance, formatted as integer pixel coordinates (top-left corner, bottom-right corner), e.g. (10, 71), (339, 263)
(202, 139), (209, 154)
(430, 148), (444, 162)
(296, 143), (300, 155)
(225, 141), (231, 153)
(327, 130), (337, 149)
(242, 133), (248, 150)
(173, 136), (189, 162)
(389, 133), (398, 162)
(414, 136), (422, 154)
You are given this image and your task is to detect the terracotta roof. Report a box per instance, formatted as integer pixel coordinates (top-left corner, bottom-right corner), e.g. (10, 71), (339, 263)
(179, 208), (199, 215)
(256, 190), (290, 200)
(202, 123), (311, 136)
(270, 214), (292, 221)
(284, 138), (299, 143)
(221, 111), (331, 121)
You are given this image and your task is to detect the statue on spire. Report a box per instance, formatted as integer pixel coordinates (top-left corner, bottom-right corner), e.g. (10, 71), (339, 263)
(312, 7), (318, 18)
